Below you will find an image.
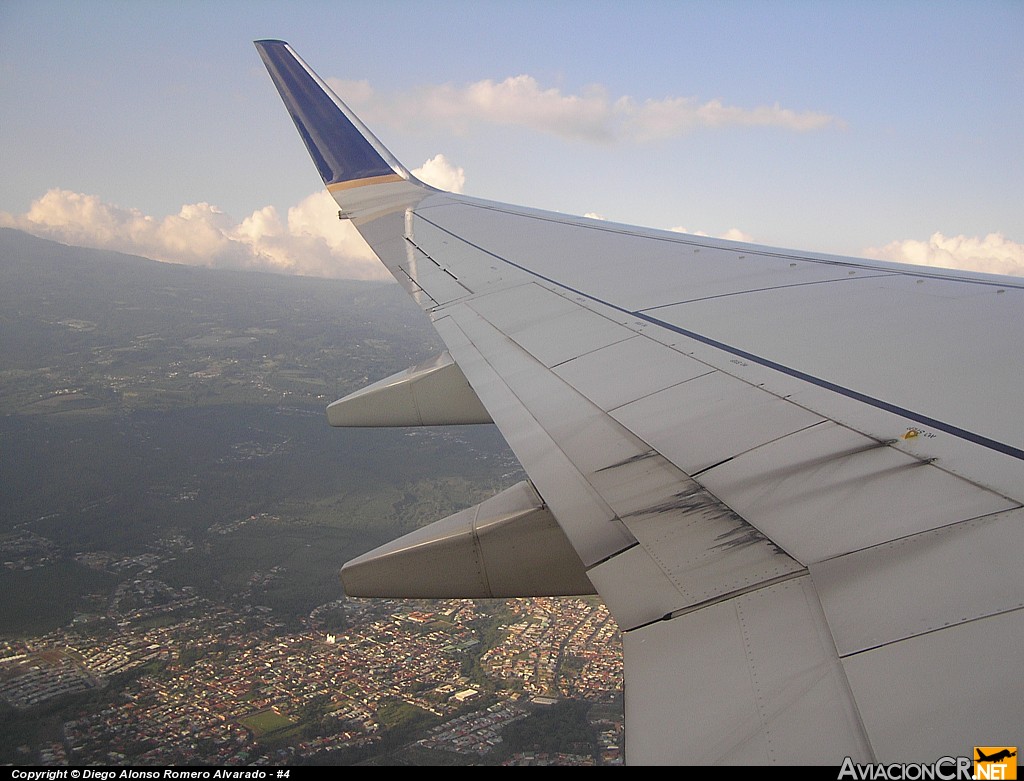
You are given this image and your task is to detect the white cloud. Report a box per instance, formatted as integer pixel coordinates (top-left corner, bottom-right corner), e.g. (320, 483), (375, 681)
(718, 228), (755, 243)
(439, 76), (614, 141)
(670, 225), (754, 243)
(624, 97), (842, 141)
(864, 232), (1024, 276)
(0, 188), (388, 280)
(326, 77), (375, 105)
(357, 76), (612, 142)
(412, 154), (465, 192)
(0, 153), (468, 279)
(340, 75), (843, 143)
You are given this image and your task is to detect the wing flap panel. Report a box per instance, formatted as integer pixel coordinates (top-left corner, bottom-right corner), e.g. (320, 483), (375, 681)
(811, 507), (1024, 654)
(588, 446), (804, 628)
(611, 370), (826, 476)
(553, 335), (714, 412)
(621, 490), (803, 604)
(461, 281), (579, 333)
(842, 609), (1024, 762)
(508, 307), (635, 368)
(587, 545), (697, 628)
(623, 575), (871, 764)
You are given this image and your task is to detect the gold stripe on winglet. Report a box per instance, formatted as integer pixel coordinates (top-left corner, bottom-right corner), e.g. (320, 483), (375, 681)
(328, 173), (406, 192)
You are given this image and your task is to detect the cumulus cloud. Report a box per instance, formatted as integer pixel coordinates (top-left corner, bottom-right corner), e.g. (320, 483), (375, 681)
(717, 228), (755, 243)
(622, 97), (841, 141)
(0, 188), (387, 279)
(424, 76), (614, 141)
(412, 154), (465, 192)
(326, 77), (375, 105)
(670, 226), (755, 243)
(331, 74), (843, 143)
(0, 155), (469, 279)
(864, 232), (1024, 276)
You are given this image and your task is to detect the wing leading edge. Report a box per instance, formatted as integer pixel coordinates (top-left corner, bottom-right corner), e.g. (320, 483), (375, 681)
(255, 41), (1024, 765)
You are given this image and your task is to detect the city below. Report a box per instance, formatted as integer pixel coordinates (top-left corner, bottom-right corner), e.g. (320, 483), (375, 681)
(1, 586), (623, 766)
(0, 230), (623, 766)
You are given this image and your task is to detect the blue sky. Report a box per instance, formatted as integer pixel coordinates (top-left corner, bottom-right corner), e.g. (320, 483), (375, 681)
(2, 1), (1022, 277)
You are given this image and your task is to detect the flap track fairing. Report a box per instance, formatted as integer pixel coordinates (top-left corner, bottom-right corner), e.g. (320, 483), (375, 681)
(341, 481), (596, 598)
(327, 351), (492, 427)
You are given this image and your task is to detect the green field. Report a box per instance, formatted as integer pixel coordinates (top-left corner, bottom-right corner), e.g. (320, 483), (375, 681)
(239, 709), (296, 737)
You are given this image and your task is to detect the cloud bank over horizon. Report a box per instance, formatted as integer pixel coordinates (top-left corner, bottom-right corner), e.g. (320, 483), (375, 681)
(0, 156), (465, 280)
(2, 149), (1020, 281)
(328, 76), (845, 143)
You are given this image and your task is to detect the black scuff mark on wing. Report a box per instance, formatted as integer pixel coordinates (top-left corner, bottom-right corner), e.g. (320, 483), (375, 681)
(625, 484), (788, 555)
(712, 523), (774, 553)
(595, 450), (659, 473)
(622, 484), (721, 518)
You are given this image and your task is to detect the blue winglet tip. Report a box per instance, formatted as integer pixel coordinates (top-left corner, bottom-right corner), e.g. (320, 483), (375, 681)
(255, 40), (398, 188)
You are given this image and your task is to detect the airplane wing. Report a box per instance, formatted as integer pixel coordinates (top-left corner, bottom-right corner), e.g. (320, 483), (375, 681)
(255, 40), (1023, 765)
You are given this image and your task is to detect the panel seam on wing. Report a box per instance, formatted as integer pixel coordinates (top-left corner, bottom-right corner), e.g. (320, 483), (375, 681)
(835, 603), (1024, 660)
(618, 570), (809, 632)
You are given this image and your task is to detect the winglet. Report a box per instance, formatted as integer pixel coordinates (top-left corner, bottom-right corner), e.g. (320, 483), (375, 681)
(254, 40), (421, 193)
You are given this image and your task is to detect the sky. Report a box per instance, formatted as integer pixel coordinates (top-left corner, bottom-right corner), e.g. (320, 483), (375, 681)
(1, 0), (1022, 280)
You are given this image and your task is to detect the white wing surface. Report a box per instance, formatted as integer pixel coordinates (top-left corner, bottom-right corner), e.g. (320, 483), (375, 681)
(255, 40), (1023, 765)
